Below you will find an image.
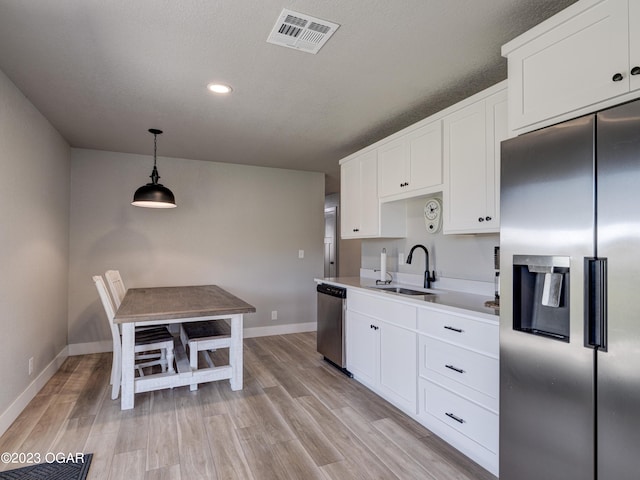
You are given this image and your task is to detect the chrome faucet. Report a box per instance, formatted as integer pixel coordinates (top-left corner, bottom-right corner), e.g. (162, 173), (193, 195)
(406, 244), (436, 289)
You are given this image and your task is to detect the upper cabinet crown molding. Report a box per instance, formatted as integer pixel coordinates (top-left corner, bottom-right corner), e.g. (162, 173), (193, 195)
(502, 0), (640, 135)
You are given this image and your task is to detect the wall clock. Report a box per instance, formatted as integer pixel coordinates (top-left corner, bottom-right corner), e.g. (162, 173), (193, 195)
(424, 198), (442, 233)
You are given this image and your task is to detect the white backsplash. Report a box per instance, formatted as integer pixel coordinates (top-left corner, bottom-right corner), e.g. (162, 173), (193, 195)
(361, 195), (498, 292)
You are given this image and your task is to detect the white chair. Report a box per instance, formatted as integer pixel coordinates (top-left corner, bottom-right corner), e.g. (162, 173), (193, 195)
(104, 269), (127, 308)
(180, 320), (232, 391)
(93, 275), (175, 400)
(105, 269), (166, 333)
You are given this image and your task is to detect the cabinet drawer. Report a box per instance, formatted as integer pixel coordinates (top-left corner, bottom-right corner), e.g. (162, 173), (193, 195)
(420, 337), (498, 409)
(348, 291), (416, 330)
(418, 309), (497, 356)
(421, 379), (498, 453)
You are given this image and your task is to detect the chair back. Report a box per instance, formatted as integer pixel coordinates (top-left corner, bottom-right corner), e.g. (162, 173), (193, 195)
(93, 275), (122, 357)
(105, 270), (126, 308)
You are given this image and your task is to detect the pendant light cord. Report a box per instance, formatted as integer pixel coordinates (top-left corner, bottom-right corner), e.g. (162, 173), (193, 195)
(153, 132), (158, 168)
(150, 131), (160, 185)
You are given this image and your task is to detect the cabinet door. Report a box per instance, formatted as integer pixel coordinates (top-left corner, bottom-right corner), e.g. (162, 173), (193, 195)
(378, 139), (409, 197)
(630, 0), (640, 93)
(340, 158), (361, 238)
(379, 322), (417, 413)
(443, 100), (488, 233)
(346, 310), (378, 386)
(358, 151), (380, 236)
(483, 90), (508, 231)
(408, 121), (442, 191)
(506, 0), (628, 132)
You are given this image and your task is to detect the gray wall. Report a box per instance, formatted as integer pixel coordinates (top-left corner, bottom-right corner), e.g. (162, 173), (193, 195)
(69, 149), (325, 347)
(0, 70), (70, 414)
(361, 195), (498, 283)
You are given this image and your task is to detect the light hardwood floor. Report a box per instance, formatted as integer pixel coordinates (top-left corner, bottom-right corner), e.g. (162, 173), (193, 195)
(0, 332), (497, 480)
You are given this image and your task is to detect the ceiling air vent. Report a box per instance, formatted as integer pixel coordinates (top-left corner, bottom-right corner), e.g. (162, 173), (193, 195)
(267, 8), (339, 54)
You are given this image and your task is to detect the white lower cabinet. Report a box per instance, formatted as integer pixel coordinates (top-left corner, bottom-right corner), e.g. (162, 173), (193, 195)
(378, 320), (417, 411)
(419, 378), (498, 454)
(417, 307), (499, 476)
(345, 309), (378, 387)
(345, 287), (499, 477)
(345, 290), (417, 414)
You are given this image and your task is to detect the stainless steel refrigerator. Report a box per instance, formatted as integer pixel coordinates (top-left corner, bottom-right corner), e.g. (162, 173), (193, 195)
(500, 98), (640, 480)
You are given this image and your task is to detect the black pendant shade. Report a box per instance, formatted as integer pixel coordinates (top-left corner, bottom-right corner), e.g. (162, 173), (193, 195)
(132, 129), (177, 208)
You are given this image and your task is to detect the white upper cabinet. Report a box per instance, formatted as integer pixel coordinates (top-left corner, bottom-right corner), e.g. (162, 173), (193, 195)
(378, 121), (442, 199)
(341, 150), (379, 238)
(503, 0), (640, 135)
(340, 151), (406, 239)
(443, 87), (508, 234)
(339, 81), (505, 237)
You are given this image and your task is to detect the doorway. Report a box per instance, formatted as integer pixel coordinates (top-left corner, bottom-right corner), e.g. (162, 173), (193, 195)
(324, 206), (338, 277)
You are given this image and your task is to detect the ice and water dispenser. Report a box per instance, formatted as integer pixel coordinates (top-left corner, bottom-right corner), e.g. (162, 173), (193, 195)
(512, 255), (571, 342)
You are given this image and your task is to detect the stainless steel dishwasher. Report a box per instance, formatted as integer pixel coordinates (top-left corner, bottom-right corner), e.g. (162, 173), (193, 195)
(316, 283), (352, 376)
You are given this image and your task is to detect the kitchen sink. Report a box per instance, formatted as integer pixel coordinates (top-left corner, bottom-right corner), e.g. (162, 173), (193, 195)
(373, 286), (434, 296)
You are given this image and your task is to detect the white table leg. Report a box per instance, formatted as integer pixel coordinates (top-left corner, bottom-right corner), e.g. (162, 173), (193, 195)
(190, 338), (199, 392)
(229, 314), (243, 390)
(121, 323), (135, 410)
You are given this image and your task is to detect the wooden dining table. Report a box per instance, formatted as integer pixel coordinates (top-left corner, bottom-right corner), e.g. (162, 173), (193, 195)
(114, 284), (256, 410)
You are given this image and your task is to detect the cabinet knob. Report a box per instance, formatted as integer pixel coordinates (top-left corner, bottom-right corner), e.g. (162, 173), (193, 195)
(612, 72), (624, 82)
(632, 66), (640, 76)
(478, 217), (485, 222)
(485, 216), (492, 221)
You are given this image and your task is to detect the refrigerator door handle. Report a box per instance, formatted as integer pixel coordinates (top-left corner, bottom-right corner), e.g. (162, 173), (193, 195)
(584, 257), (608, 351)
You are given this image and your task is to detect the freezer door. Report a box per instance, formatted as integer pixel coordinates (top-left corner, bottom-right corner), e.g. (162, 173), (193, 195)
(596, 99), (640, 480)
(500, 115), (596, 480)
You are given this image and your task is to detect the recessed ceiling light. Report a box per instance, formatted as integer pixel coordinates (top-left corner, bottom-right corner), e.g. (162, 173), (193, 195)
(207, 83), (233, 94)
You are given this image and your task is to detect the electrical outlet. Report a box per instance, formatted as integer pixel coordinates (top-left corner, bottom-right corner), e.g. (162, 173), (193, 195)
(399, 253), (405, 265)
(271, 310), (278, 320)
(298, 249), (304, 259)
(28, 357), (34, 375)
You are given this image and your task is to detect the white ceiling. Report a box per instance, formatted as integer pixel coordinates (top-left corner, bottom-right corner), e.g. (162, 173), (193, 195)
(0, 0), (577, 194)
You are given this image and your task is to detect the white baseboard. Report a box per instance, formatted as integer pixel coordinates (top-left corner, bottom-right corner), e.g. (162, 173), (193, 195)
(243, 321), (317, 339)
(0, 346), (69, 438)
(68, 340), (113, 356)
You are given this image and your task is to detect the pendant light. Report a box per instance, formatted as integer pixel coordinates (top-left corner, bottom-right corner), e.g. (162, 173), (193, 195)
(132, 129), (177, 208)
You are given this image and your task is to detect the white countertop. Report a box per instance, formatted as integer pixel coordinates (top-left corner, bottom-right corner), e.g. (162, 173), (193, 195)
(316, 276), (499, 320)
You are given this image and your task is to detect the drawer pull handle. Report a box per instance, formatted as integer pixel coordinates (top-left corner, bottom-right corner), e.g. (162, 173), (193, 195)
(445, 364), (465, 374)
(446, 412), (465, 424)
(444, 325), (463, 333)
